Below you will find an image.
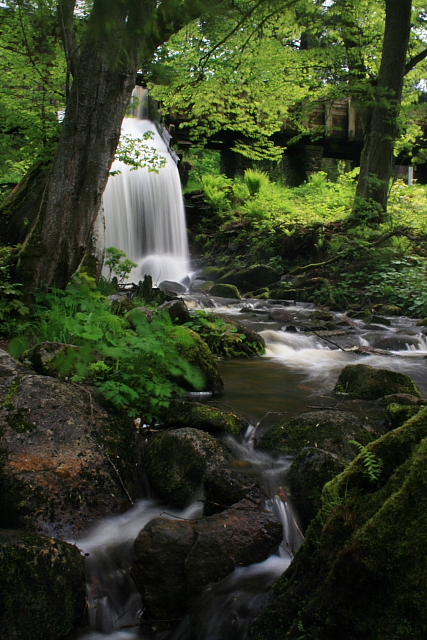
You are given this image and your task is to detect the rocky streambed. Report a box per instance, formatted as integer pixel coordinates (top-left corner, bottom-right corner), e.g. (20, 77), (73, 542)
(2, 295), (427, 640)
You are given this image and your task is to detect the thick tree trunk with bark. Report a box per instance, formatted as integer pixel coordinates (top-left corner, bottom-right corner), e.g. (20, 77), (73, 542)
(353, 0), (412, 222)
(3, 0), (222, 293)
(16, 46), (136, 291)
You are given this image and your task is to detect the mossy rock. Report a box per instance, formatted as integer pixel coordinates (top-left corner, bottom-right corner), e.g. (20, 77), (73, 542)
(209, 283), (241, 299)
(288, 447), (346, 525)
(347, 308), (372, 319)
(269, 287), (299, 301)
(157, 299), (191, 324)
(143, 427), (234, 507)
(202, 266), (228, 282)
(309, 310), (333, 321)
(0, 529), (85, 640)
(191, 280), (214, 293)
(373, 304), (402, 316)
(173, 328), (223, 396)
(257, 410), (380, 459)
(217, 264), (281, 291)
(160, 400), (247, 435)
(385, 403), (422, 429)
(334, 364), (421, 399)
(249, 407), (427, 640)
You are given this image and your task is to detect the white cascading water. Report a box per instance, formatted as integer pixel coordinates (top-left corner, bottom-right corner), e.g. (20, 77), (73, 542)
(102, 87), (190, 285)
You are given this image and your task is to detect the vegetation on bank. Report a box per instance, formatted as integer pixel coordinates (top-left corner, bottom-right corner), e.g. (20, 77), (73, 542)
(185, 161), (427, 317)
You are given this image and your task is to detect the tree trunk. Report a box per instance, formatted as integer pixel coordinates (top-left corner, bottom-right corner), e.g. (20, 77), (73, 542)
(353, 0), (412, 223)
(15, 42), (137, 291)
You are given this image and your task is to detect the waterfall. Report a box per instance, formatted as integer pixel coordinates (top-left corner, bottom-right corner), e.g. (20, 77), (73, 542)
(102, 87), (190, 285)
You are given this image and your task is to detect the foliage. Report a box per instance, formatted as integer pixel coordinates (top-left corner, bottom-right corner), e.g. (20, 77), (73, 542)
(243, 169), (270, 197)
(0, 247), (30, 334)
(110, 132), (167, 175)
(0, 1), (66, 186)
(184, 310), (264, 357)
(27, 272), (204, 421)
(104, 247), (137, 284)
(349, 440), (383, 482)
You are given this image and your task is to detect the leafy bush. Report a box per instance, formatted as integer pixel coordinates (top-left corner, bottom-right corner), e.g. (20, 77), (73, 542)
(184, 310), (264, 357)
(243, 168), (270, 197)
(28, 272), (204, 421)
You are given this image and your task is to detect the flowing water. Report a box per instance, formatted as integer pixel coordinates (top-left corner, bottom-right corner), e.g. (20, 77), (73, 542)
(68, 298), (427, 640)
(102, 88), (190, 285)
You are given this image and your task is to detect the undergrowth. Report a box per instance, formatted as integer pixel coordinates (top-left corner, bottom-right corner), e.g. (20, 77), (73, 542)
(7, 271), (204, 422)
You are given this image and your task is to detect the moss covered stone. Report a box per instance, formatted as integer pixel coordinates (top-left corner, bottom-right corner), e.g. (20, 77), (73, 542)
(334, 364), (421, 399)
(160, 400), (247, 435)
(250, 407), (427, 640)
(288, 447), (346, 525)
(0, 529), (85, 640)
(210, 283), (241, 299)
(258, 410), (381, 459)
(385, 403), (421, 429)
(143, 427), (234, 507)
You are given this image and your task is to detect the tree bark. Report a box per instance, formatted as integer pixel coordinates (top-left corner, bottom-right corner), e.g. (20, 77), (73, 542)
(6, 0), (223, 293)
(354, 0), (412, 222)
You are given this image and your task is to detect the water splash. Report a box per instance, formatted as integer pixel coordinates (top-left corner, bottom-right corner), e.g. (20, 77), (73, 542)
(102, 88), (190, 285)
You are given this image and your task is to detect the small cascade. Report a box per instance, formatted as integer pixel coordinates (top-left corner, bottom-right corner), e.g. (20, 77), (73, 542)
(102, 87), (190, 285)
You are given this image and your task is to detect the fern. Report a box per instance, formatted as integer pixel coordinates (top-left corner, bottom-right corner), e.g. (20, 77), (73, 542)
(349, 440), (383, 482)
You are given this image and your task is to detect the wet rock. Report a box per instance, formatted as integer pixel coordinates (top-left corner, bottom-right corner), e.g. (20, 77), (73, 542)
(159, 280), (187, 294)
(346, 308), (372, 319)
(0, 350), (139, 538)
(174, 328), (223, 395)
(309, 310), (334, 321)
(250, 407), (427, 640)
(203, 465), (266, 515)
(257, 409), (381, 460)
(157, 299), (191, 324)
(125, 306), (154, 327)
(132, 502), (282, 620)
(288, 447), (346, 525)
(143, 427), (234, 507)
(160, 400), (247, 436)
(0, 528), (85, 640)
(210, 283), (241, 299)
(334, 364), (421, 399)
(367, 315), (391, 327)
(268, 308), (293, 322)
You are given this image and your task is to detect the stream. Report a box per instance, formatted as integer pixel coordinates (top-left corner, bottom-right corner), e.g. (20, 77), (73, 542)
(67, 297), (427, 640)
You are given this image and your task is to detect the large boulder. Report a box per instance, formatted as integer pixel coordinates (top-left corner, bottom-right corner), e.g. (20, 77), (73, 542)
(0, 350), (139, 538)
(160, 400), (247, 436)
(0, 529), (85, 640)
(287, 447), (346, 525)
(257, 409), (381, 459)
(142, 427), (234, 507)
(334, 363), (421, 399)
(210, 283), (241, 299)
(132, 502), (283, 620)
(250, 406), (427, 640)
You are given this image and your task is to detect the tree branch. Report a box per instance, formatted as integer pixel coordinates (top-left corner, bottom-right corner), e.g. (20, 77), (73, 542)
(405, 47), (427, 75)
